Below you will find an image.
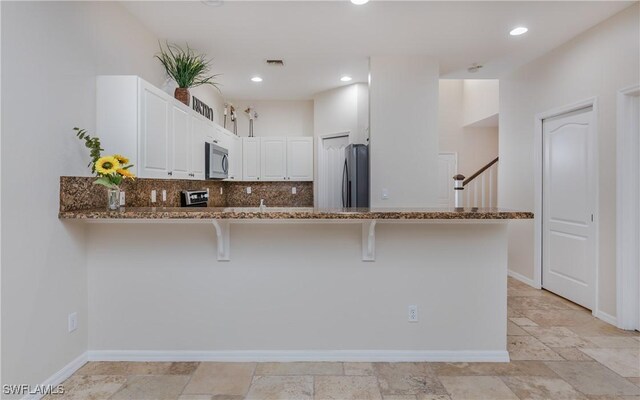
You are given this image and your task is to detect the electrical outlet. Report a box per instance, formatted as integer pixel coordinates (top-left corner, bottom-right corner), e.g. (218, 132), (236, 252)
(292, 187), (297, 194)
(408, 305), (418, 322)
(246, 187), (252, 194)
(151, 190), (157, 203)
(68, 312), (78, 332)
(220, 187), (223, 195)
(119, 191), (126, 206)
(382, 188), (389, 200)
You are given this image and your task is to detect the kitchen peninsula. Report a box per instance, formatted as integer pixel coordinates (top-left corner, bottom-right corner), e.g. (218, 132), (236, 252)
(60, 193), (531, 363)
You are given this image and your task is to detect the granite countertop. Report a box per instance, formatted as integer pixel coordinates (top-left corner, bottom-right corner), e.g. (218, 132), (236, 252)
(58, 207), (533, 220)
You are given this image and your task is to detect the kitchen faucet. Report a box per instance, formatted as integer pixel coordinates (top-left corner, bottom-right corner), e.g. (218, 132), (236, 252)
(259, 199), (266, 211)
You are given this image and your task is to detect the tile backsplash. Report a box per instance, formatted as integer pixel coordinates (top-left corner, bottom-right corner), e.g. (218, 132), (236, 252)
(59, 176), (313, 211)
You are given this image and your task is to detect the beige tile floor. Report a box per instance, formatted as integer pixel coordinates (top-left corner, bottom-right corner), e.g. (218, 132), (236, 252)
(47, 278), (640, 400)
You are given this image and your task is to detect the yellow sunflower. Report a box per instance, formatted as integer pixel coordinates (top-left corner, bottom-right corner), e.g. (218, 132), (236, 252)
(117, 168), (135, 179)
(113, 154), (129, 165)
(95, 156), (121, 175)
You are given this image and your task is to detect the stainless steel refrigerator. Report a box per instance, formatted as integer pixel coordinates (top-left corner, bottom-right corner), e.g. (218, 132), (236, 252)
(342, 144), (369, 208)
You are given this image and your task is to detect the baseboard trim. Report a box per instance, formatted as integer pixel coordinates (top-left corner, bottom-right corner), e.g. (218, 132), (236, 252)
(593, 309), (618, 327)
(508, 270), (540, 289)
(88, 350), (510, 363)
(21, 352), (88, 400)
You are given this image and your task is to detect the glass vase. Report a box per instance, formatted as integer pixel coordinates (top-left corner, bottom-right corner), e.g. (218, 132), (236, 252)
(107, 188), (120, 211)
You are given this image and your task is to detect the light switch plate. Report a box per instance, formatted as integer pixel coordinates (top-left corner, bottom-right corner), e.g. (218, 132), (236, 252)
(119, 192), (125, 206)
(382, 188), (389, 200)
(68, 312), (78, 332)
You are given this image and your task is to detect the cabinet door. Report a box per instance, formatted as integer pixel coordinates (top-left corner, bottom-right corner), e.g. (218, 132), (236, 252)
(170, 104), (191, 180)
(242, 138), (261, 181)
(260, 137), (287, 181)
(286, 137), (314, 181)
(190, 115), (207, 180)
(138, 81), (171, 178)
(226, 135), (241, 181)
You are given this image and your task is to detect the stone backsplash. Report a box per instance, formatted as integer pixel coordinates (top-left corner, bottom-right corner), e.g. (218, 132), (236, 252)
(59, 176), (313, 211)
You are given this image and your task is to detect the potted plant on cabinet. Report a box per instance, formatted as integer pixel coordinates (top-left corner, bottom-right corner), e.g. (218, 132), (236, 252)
(155, 42), (220, 106)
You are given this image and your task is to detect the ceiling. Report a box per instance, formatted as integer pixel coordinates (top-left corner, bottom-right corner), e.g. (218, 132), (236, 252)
(123, 1), (634, 100)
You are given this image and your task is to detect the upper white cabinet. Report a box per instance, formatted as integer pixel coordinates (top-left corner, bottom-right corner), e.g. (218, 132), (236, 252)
(138, 80), (171, 178)
(242, 137), (313, 182)
(286, 137), (314, 181)
(97, 76), (228, 181)
(260, 137), (287, 181)
(242, 138), (261, 181)
(170, 103), (191, 180)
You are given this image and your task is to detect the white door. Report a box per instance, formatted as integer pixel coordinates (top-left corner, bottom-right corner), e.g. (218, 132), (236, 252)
(189, 115), (208, 180)
(543, 106), (596, 309)
(261, 137), (287, 181)
(317, 134), (349, 208)
(171, 104), (190, 180)
(242, 137), (261, 181)
(138, 81), (171, 178)
(437, 153), (457, 207)
(287, 137), (313, 181)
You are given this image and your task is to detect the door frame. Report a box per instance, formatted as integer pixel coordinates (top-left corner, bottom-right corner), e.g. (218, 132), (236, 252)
(616, 84), (640, 330)
(315, 132), (350, 208)
(533, 97), (600, 313)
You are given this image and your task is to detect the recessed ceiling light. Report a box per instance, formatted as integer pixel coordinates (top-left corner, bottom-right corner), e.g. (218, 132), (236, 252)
(251, 76), (263, 82)
(340, 76), (353, 82)
(510, 27), (528, 36)
(350, 0), (369, 5)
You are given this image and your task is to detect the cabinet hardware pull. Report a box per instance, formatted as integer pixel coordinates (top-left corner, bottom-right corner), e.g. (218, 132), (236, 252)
(168, 171), (173, 176)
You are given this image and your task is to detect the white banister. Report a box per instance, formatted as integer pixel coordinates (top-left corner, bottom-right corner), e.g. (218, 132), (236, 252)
(458, 158), (499, 209)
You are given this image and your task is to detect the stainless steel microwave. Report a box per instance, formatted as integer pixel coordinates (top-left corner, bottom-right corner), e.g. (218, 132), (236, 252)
(205, 142), (228, 180)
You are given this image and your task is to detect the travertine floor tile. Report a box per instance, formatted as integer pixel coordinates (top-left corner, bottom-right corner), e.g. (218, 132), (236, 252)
(432, 361), (559, 377)
(111, 375), (189, 400)
(373, 363), (434, 377)
(580, 348), (640, 377)
(508, 336), (563, 360)
(508, 296), (576, 311)
(245, 376), (313, 400)
(344, 362), (375, 375)
(182, 363), (256, 396)
(501, 376), (587, 399)
(382, 395), (417, 400)
(521, 309), (595, 327)
(508, 321), (530, 335)
(552, 347), (595, 361)
(74, 362), (131, 376)
(523, 326), (593, 348)
(439, 376), (518, 400)
(584, 336), (640, 348)
(377, 375), (448, 396)
(510, 317), (539, 327)
(177, 395), (212, 400)
(628, 377), (640, 387)
(569, 320), (638, 337)
(44, 375), (126, 400)
(545, 361), (640, 396)
(315, 376), (382, 399)
(255, 362), (343, 376)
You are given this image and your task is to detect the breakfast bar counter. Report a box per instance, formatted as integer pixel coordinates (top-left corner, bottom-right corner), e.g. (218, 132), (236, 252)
(59, 206), (533, 220)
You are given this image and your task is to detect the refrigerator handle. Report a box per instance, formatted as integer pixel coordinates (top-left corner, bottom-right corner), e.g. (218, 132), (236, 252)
(342, 159), (348, 207)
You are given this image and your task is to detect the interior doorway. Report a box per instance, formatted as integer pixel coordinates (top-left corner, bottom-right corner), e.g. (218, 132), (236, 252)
(539, 104), (598, 311)
(317, 133), (350, 208)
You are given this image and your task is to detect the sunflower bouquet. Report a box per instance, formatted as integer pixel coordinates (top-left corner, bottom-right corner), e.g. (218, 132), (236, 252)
(74, 127), (136, 190)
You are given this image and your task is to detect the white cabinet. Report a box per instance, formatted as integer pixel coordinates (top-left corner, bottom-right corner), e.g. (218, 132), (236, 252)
(242, 138), (261, 180)
(260, 137), (287, 181)
(170, 103), (191, 180)
(97, 75), (219, 181)
(240, 137), (313, 182)
(286, 137), (314, 181)
(190, 114), (209, 180)
(227, 134), (241, 181)
(138, 80), (171, 178)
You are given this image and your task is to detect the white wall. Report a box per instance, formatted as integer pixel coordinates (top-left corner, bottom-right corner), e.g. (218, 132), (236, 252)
(499, 4), (639, 317)
(463, 80), (499, 126)
(369, 56), (439, 207)
(1, 1), (165, 393)
(88, 222), (508, 356)
(313, 83), (369, 145)
(439, 80), (499, 178)
(227, 100), (314, 137)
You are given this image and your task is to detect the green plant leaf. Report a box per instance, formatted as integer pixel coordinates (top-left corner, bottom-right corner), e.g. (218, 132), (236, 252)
(156, 41), (221, 90)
